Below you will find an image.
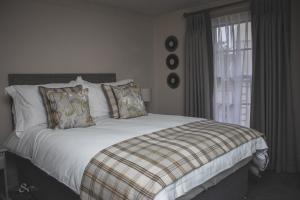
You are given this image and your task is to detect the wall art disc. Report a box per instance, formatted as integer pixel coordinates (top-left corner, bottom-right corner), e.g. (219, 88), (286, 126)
(166, 54), (179, 70)
(167, 73), (180, 89)
(165, 35), (178, 52)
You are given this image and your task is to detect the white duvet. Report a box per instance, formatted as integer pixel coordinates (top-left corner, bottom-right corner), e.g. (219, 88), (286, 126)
(5, 114), (267, 200)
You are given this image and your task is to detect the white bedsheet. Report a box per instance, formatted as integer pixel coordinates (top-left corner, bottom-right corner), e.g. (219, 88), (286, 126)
(5, 114), (267, 200)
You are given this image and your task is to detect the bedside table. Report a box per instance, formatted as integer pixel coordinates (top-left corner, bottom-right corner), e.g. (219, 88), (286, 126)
(0, 146), (8, 200)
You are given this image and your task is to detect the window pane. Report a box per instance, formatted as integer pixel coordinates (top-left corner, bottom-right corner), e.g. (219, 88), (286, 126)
(212, 11), (252, 127)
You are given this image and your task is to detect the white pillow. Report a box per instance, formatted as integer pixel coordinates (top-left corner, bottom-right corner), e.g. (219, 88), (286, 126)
(76, 76), (134, 119)
(5, 82), (77, 137)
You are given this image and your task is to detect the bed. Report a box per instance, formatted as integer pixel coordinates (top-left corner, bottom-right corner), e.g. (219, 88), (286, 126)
(4, 73), (268, 200)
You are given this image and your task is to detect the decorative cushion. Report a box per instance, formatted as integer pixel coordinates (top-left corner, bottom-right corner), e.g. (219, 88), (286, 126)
(112, 84), (147, 119)
(101, 82), (135, 119)
(101, 84), (119, 119)
(46, 88), (95, 129)
(39, 85), (83, 128)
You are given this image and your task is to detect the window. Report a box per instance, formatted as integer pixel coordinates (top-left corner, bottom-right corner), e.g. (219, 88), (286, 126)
(212, 12), (252, 127)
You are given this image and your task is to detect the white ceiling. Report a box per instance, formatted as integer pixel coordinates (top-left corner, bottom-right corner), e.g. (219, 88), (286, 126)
(89, 0), (238, 16)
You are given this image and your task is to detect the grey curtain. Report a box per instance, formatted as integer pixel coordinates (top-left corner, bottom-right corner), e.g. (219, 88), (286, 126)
(185, 12), (214, 119)
(251, 0), (298, 172)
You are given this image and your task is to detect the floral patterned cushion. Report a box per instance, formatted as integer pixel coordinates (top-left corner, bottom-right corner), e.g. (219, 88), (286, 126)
(112, 84), (147, 119)
(46, 88), (95, 129)
(102, 82), (135, 119)
(39, 85), (83, 128)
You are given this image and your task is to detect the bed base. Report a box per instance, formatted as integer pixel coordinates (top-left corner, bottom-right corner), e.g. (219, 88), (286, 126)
(9, 153), (80, 200)
(190, 164), (248, 200)
(9, 153), (249, 200)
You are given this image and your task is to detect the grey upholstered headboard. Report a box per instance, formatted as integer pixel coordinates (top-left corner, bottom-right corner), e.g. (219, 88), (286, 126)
(8, 73), (116, 86)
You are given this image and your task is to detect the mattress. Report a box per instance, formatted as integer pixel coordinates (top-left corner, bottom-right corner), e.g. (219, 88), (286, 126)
(4, 114), (267, 200)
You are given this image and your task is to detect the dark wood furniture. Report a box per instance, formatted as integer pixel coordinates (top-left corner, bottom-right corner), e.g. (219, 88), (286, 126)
(7, 73), (250, 200)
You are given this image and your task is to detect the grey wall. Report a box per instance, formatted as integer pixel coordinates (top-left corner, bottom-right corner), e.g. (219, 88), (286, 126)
(0, 0), (154, 143)
(152, 11), (186, 115)
(291, 0), (300, 167)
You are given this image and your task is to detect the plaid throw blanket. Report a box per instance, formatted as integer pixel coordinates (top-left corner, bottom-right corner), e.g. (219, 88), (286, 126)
(80, 120), (263, 200)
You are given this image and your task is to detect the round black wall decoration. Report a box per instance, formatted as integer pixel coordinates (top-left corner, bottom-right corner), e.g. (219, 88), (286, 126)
(165, 36), (178, 52)
(167, 73), (180, 89)
(166, 54), (179, 70)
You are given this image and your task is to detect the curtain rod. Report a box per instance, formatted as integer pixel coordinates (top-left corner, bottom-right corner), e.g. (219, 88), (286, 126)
(183, 0), (250, 18)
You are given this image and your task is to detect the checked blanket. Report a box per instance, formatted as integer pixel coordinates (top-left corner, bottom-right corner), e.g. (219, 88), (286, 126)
(80, 120), (263, 200)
